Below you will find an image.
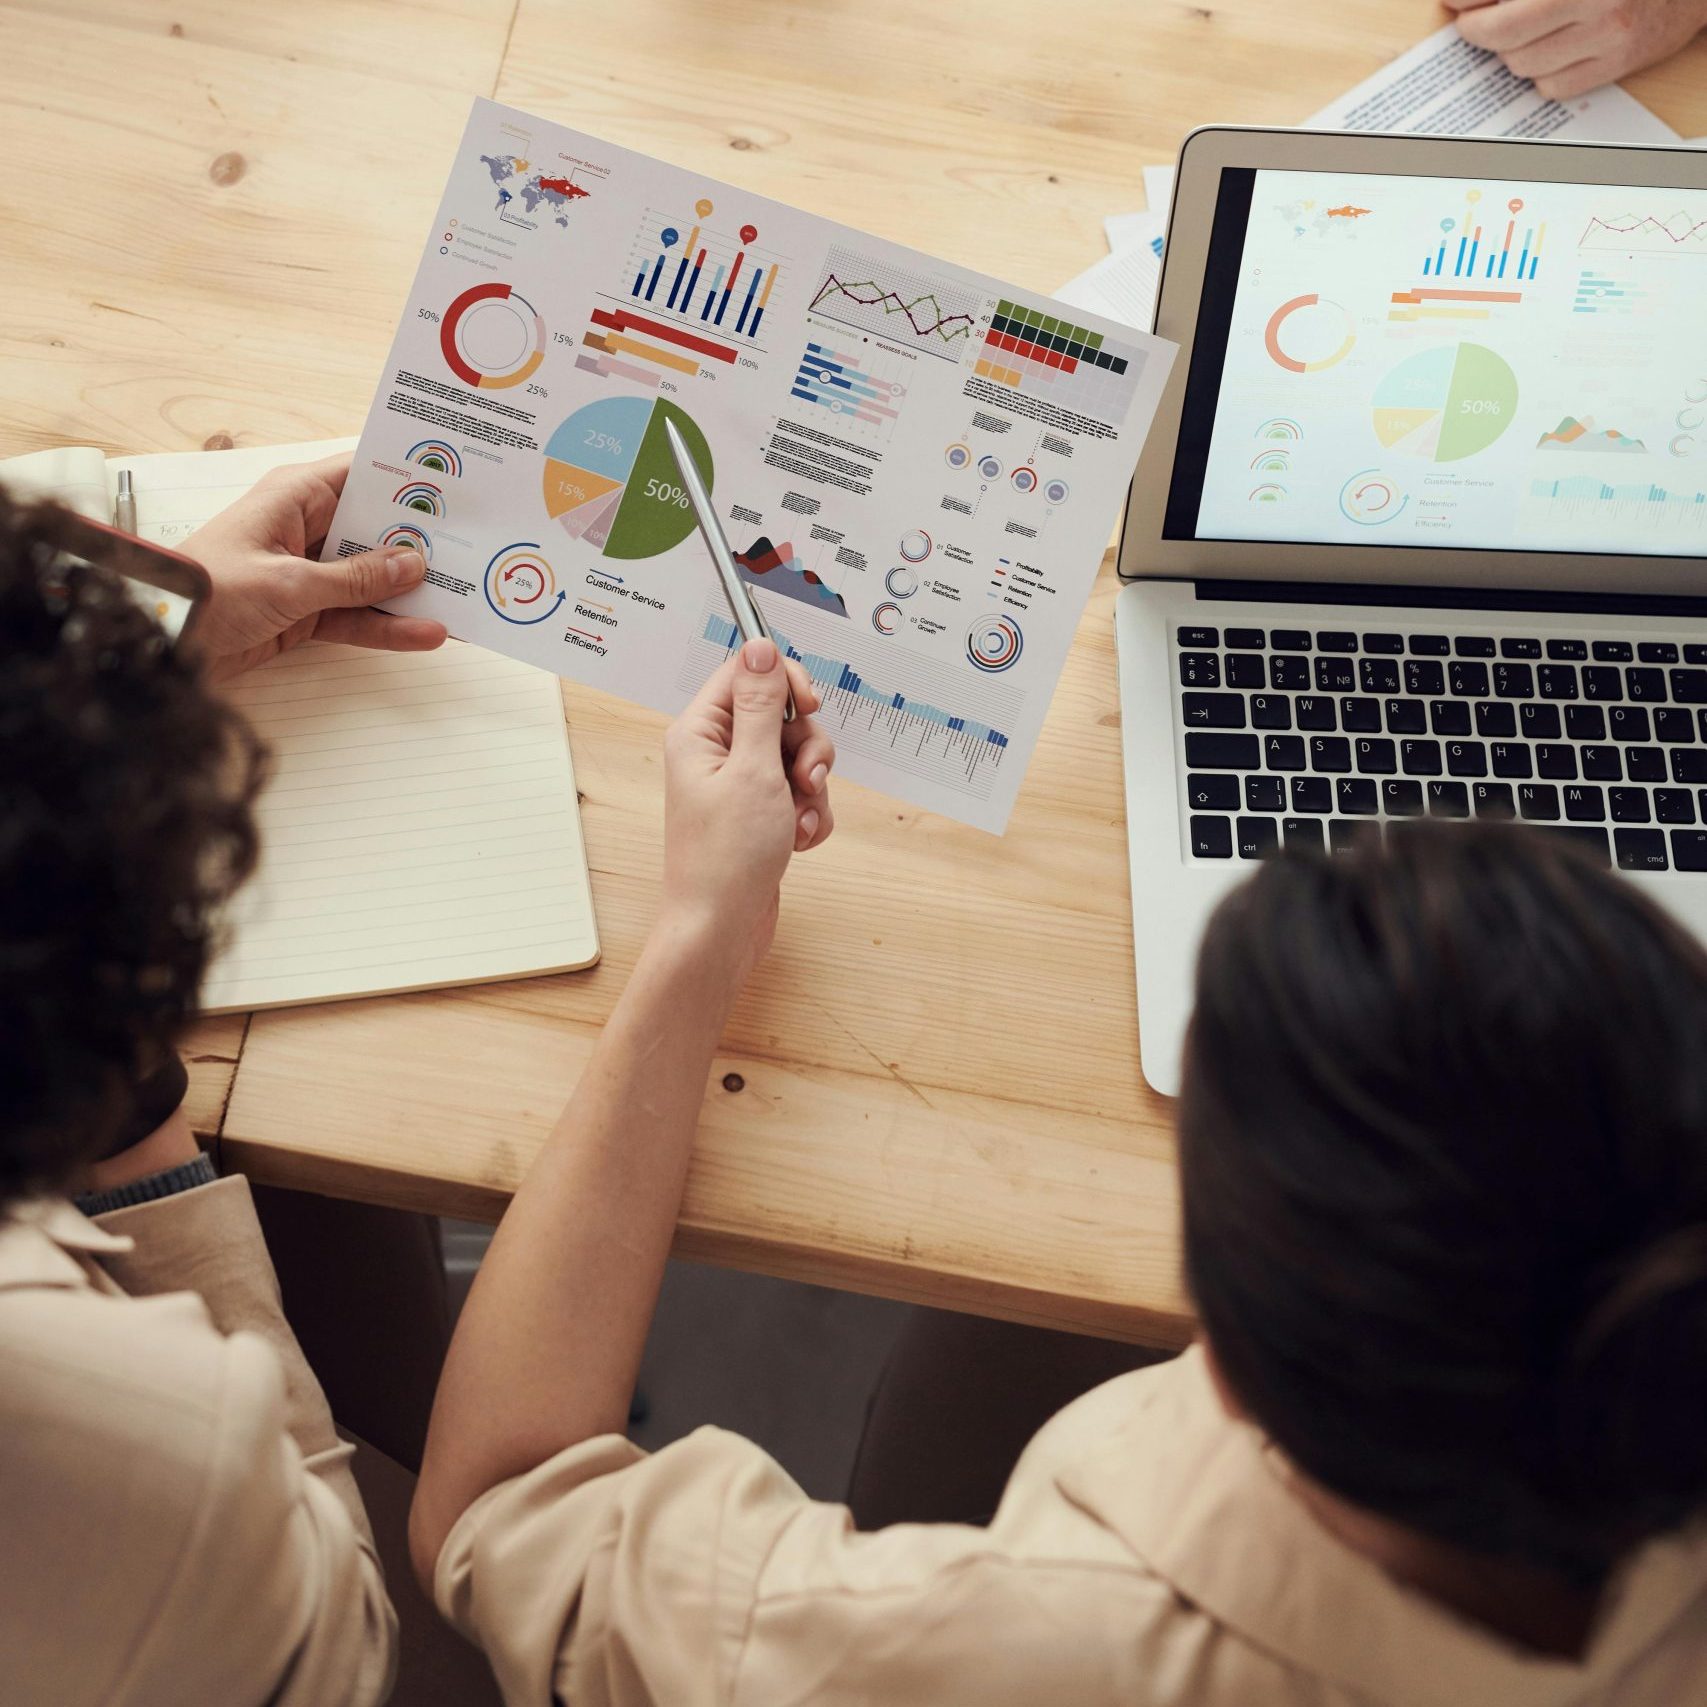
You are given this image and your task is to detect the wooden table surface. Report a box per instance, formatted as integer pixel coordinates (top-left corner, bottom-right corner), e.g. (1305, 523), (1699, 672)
(6, 1), (1706, 1342)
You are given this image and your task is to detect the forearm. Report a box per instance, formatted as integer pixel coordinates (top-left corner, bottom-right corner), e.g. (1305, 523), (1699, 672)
(412, 910), (744, 1578)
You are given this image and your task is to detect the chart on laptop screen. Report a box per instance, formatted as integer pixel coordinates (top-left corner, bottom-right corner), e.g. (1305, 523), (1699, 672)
(1194, 170), (1707, 558)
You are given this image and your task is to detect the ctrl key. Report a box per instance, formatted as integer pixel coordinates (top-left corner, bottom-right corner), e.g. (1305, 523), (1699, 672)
(1190, 815), (1233, 859)
(1236, 816), (1279, 860)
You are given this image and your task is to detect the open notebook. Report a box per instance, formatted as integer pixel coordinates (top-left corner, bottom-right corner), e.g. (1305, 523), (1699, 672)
(1, 438), (599, 1010)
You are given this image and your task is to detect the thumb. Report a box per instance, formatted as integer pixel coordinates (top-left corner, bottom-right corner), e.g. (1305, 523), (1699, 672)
(728, 638), (788, 763)
(289, 546), (426, 616)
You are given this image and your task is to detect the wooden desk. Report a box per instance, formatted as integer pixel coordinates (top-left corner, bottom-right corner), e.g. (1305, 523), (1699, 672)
(6, 1), (1706, 1342)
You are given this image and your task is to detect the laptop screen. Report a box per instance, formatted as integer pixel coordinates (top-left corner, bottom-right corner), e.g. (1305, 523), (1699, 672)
(1164, 167), (1707, 561)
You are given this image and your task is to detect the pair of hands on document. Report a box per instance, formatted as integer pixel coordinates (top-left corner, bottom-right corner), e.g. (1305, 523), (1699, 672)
(1448, 0), (1707, 98)
(185, 454), (834, 983)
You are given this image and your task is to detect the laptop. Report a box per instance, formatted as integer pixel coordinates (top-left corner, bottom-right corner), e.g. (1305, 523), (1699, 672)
(1115, 126), (1707, 1096)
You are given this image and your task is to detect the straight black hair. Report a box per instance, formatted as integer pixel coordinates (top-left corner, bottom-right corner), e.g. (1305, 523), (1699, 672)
(1179, 824), (1707, 1585)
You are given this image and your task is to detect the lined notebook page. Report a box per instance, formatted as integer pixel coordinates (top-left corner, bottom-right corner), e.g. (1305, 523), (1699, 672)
(202, 640), (598, 1012)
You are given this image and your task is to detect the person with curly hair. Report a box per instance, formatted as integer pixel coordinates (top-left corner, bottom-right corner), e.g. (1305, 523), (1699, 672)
(0, 461), (469, 1707)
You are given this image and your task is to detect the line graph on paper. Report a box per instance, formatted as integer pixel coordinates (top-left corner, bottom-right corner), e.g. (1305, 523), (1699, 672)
(807, 243), (985, 360)
(1579, 212), (1707, 256)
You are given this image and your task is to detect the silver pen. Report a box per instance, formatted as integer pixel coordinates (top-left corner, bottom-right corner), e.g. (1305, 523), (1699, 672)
(114, 469), (137, 534)
(662, 416), (796, 724)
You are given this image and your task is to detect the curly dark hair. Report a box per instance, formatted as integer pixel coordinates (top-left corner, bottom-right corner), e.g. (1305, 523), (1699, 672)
(0, 486), (265, 1205)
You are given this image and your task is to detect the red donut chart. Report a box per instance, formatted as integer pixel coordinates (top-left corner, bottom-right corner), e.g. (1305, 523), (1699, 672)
(440, 282), (546, 391)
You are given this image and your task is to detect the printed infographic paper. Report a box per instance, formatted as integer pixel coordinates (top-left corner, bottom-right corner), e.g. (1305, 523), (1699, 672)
(327, 100), (1174, 832)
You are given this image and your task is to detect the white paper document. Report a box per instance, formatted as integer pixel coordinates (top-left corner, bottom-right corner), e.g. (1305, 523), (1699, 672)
(1056, 239), (1164, 333)
(328, 100), (1176, 833)
(1303, 23), (1679, 141)
(1102, 208), (1167, 257)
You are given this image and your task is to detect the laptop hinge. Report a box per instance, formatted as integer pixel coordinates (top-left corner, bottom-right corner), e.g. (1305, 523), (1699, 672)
(1192, 579), (1707, 619)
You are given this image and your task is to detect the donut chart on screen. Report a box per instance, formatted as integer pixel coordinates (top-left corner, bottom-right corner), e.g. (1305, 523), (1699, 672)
(541, 396), (712, 561)
(440, 283), (546, 390)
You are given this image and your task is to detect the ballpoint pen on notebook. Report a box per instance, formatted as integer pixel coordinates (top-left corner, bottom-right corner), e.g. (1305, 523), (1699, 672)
(663, 416), (797, 724)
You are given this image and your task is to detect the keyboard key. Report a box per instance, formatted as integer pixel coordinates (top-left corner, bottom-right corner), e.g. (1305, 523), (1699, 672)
(1384, 698), (1427, 734)
(1185, 732), (1258, 770)
(1608, 706), (1651, 743)
(1341, 697), (1382, 733)
(1546, 639), (1588, 661)
(1584, 667), (1622, 701)
(1183, 692), (1245, 729)
(1449, 661), (1489, 696)
(1336, 778), (1378, 814)
(1355, 737), (1397, 775)
(1520, 703), (1562, 740)
(1610, 787), (1650, 824)
(1251, 694), (1292, 730)
(1476, 702), (1517, 737)
(1282, 817), (1325, 851)
(1671, 829), (1707, 870)
(1627, 747), (1667, 783)
(1519, 783), (1561, 821)
(1655, 707), (1695, 744)
(1246, 775), (1286, 813)
(1455, 636), (1495, 657)
(1272, 629), (1311, 652)
(1615, 828), (1668, 871)
(1494, 663), (1535, 698)
(1430, 700), (1472, 736)
(1446, 741), (1489, 778)
(1408, 634), (1449, 655)
(1292, 777), (1333, 814)
(1563, 785), (1604, 823)
(1191, 815), (1233, 858)
(1593, 641), (1633, 662)
(1329, 819), (1381, 854)
(1473, 782), (1515, 818)
(1236, 816), (1279, 858)
(1317, 631), (1357, 652)
(1187, 773), (1241, 811)
(1310, 736), (1352, 773)
(1670, 669), (1707, 705)
(1672, 750), (1707, 784)
(1427, 780), (1470, 818)
(1565, 705), (1605, 742)
(1295, 695), (1337, 731)
(1533, 825), (1611, 865)
(1536, 744), (1577, 781)
(1180, 651), (1220, 688)
(1383, 779), (1425, 817)
(1656, 789), (1696, 825)
(1625, 667), (1666, 702)
(1538, 665), (1578, 701)
(1271, 655), (1310, 690)
(1178, 626), (1219, 648)
(1314, 657), (1356, 693)
(1225, 654), (1265, 689)
(1402, 739), (1443, 777)
(1582, 745), (1622, 781)
(1363, 632), (1404, 654)
(1491, 743), (1533, 779)
(1638, 642), (1679, 664)
(1500, 637), (1542, 659)
(1265, 734), (1306, 771)
(1405, 659), (1446, 696)
(1686, 644), (1707, 666)
(1360, 658), (1400, 694)
(1225, 627), (1265, 650)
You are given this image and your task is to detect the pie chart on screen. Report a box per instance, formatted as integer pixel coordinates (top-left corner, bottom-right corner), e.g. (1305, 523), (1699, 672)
(440, 283), (546, 390)
(1372, 343), (1518, 462)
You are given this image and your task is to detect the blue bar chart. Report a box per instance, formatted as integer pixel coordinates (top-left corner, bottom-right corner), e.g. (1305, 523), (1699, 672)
(624, 207), (781, 343)
(790, 340), (909, 438)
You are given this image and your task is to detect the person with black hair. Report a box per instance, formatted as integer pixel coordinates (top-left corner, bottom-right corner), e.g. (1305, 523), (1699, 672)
(411, 822), (1707, 1704)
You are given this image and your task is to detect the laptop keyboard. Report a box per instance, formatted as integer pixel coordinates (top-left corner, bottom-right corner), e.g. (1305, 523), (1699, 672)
(1175, 623), (1707, 873)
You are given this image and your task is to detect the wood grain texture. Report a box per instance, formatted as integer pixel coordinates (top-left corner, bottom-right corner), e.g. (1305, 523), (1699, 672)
(8, 0), (1707, 1337)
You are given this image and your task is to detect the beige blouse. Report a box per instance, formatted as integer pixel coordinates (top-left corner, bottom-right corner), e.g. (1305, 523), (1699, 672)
(437, 1345), (1707, 1707)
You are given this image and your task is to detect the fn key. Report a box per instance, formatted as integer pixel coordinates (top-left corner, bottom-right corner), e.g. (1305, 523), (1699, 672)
(1190, 815), (1233, 858)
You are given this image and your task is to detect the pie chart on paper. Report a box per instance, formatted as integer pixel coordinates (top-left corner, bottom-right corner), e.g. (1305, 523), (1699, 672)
(1372, 343), (1519, 463)
(541, 396), (713, 561)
